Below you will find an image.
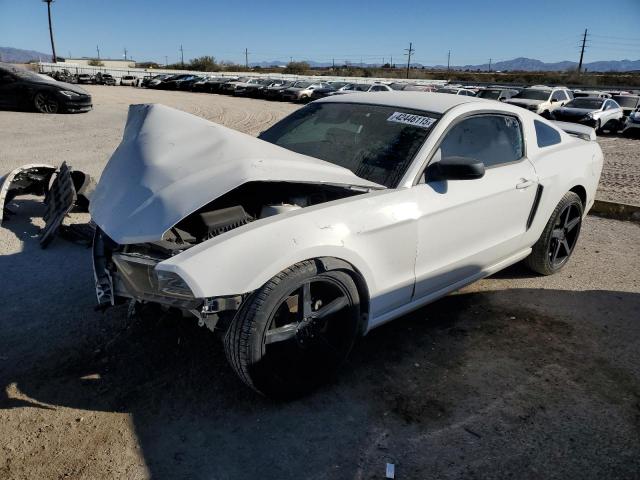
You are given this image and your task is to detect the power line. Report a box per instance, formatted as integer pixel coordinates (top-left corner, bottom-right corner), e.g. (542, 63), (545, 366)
(404, 42), (414, 79)
(578, 28), (588, 73)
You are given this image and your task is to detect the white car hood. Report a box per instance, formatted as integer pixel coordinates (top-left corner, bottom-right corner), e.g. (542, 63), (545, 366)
(90, 104), (383, 244)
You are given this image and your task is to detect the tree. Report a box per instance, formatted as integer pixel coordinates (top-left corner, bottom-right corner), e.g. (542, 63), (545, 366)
(188, 56), (218, 72)
(88, 59), (104, 66)
(283, 61), (310, 75)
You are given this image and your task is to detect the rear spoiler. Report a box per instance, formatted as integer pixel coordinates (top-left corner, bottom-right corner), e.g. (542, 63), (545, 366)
(552, 121), (597, 141)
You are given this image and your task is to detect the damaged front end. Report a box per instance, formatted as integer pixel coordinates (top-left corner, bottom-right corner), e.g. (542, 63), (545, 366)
(90, 104), (382, 331)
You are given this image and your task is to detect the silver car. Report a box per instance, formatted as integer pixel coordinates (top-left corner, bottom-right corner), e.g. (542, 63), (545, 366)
(281, 82), (330, 102)
(553, 97), (623, 132)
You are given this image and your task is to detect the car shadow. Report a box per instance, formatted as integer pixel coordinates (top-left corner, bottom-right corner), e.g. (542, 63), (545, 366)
(1, 198), (639, 479)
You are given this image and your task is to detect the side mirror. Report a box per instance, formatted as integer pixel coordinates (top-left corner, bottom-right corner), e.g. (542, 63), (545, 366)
(429, 156), (485, 181)
(551, 98), (558, 103)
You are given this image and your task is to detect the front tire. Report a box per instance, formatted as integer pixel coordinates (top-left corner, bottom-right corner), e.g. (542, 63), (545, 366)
(224, 260), (360, 398)
(525, 191), (583, 275)
(34, 92), (60, 114)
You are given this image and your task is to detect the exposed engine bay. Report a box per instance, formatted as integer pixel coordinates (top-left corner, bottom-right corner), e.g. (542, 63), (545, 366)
(93, 180), (365, 329)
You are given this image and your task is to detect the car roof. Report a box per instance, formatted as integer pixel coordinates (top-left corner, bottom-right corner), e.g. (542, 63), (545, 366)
(314, 91), (487, 114)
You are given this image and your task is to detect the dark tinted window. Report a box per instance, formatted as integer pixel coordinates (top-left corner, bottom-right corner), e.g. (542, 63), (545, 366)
(439, 115), (524, 167)
(534, 120), (561, 148)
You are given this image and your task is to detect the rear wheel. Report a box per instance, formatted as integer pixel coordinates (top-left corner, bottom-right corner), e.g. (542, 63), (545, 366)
(525, 191), (583, 275)
(34, 92), (60, 114)
(224, 260), (360, 398)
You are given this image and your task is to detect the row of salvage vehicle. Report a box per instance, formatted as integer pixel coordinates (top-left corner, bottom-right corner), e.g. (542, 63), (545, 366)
(140, 73), (640, 135)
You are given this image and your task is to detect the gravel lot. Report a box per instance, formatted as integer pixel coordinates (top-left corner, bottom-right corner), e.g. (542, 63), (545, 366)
(1, 86), (639, 479)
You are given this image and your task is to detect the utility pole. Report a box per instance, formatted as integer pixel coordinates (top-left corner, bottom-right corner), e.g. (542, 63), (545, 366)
(180, 45), (184, 67)
(42, 0), (57, 62)
(123, 47), (128, 61)
(404, 42), (414, 79)
(578, 28), (588, 73)
(332, 58), (335, 69)
(447, 50), (451, 71)
(96, 45), (100, 60)
(164, 56), (168, 67)
(245, 48), (249, 68)
(488, 58), (492, 72)
(390, 55), (393, 68)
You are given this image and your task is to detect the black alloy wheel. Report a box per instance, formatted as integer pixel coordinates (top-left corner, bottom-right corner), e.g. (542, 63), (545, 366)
(525, 191), (583, 275)
(34, 92), (60, 114)
(224, 260), (360, 398)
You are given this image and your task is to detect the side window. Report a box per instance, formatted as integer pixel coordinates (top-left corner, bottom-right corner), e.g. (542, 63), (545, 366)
(567, 90), (574, 99)
(438, 115), (524, 168)
(534, 120), (561, 148)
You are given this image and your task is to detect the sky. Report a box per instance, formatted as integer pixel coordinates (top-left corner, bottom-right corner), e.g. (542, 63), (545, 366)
(1, 0), (639, 66)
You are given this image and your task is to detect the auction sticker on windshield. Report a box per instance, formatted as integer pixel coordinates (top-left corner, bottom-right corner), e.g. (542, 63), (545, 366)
(387, 111), (437, 129)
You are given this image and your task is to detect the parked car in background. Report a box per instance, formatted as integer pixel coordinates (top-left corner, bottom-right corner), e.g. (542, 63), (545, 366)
(76, 73), (93, 84)
(329, 83), (392, 96)
(436, 87), (476, 96)
(195, 76), (237, 93)
(572, 90), (610, 99)
(94, 73), (116, 86)
(120, 75), (138, 87)
(309, 81), (350, 100)
(157, 74), (198, 90)
(221, 77), (252, 94)
(403, 84), (438, 92)
(281, 81), (331, 102)
(176, 75), (206, 91)
(144, 74), (171, 88)
(263, 80), (296, 99)
(612, 95), (640, 118)
(90, 93), (603, 397)
(506, 86), (572, 117)
(553, 97), (623, 132)
(0, 62), (92, 113)
(476, 87), (520, 101)
(621, 106), (640, 136)
(233, 78), (273, 96)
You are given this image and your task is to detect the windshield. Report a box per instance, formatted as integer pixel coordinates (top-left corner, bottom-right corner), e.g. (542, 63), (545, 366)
(513, 89), (550, 101)
(565, 98), (604, 109)
(613, 96), (640, 108)
(477, 89), (501, 99)
(259, 102), (440, 187)
(436, 88), (457, 94)
(292, 82), (311, 89)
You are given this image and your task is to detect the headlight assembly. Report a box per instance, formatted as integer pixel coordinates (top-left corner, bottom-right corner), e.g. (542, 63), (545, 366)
(155, 270), (194, 298)
(59, 90), (81, 98)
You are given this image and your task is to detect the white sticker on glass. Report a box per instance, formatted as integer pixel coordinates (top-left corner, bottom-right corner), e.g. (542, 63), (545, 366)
(387, 111), (436, 129)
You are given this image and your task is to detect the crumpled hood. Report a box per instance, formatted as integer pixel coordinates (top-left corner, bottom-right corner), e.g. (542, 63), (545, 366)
(90, 104), (383, 244)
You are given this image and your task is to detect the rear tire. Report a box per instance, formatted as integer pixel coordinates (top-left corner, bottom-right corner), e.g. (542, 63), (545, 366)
(224, 260), (360, 398)
(525, 191), (583, 275)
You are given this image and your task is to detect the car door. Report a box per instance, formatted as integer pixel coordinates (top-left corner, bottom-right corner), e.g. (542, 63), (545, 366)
(0, 72), (20, 108)
(412, 113), (539, 299)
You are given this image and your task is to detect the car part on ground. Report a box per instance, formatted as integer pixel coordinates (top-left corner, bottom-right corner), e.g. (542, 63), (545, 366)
(90, 92), (603, 398)
(0, 162), (95, 247)
(0, 63), (92, 114)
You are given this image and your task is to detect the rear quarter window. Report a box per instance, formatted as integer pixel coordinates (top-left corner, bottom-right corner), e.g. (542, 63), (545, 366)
(534, 120), (561, 148)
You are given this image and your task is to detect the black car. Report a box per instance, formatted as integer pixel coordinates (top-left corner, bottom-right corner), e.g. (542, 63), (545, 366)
(0, 63), (92, 114)
(157, 74), (198, 90)
(612, 95), (640, 118)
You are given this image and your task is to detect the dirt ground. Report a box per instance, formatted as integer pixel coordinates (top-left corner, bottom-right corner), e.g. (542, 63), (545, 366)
(1, 87), (639, 479)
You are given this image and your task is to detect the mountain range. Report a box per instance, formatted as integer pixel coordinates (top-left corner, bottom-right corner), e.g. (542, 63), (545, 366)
(2, 47), (639, 72)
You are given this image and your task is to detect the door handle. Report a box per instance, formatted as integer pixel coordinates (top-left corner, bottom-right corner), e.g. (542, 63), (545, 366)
(516, 179), (535, 189)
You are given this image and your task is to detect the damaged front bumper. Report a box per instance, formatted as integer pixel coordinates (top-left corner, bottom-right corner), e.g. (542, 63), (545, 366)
(93, 228), (242, 329)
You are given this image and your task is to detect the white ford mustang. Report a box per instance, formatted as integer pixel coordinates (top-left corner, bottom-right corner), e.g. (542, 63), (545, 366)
(90, 92), (603, 397)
